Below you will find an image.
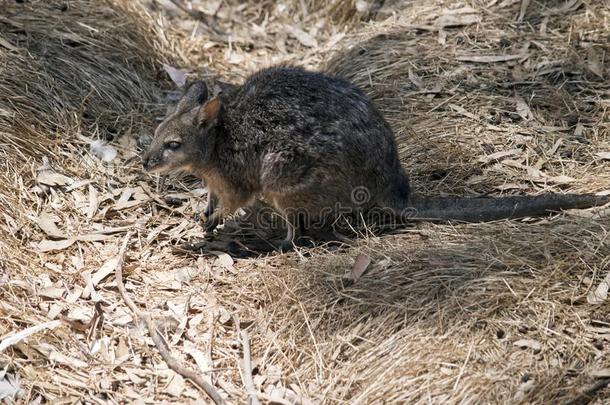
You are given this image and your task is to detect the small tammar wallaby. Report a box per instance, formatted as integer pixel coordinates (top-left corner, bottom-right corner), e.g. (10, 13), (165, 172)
(142, 66), (609, 251)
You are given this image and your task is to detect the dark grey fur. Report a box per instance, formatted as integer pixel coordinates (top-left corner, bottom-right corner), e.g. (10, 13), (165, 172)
(142, 66), (609, 249)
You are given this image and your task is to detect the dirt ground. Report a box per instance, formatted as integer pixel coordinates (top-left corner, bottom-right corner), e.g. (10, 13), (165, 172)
(1, 0), (609, 404)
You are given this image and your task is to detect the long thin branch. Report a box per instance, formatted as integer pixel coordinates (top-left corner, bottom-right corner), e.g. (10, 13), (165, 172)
(114, 232), (224, 405)
(239, 330), (260, 405)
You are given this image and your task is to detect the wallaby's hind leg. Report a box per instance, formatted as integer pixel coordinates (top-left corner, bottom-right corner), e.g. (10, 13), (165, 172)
(271, 193), (333, 251)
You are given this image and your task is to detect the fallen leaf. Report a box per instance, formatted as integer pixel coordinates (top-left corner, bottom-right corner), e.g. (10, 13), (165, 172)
(213, 251), (234, 269)
(513, 339), (542, 352)
(586, 47), (604, 78)
(163, 64), (187, 87)
(87, 185), (99, 219)
(39, 286), (65, 299)
(449, 103), (477, 119)
(114, 188), (138, 211)
(36, 170), (73, 187)
(0, 372), (21, 400)
(267, 387), (313, 405)
(0, 320), (62, 353)
(36, 212), (65, 239)
(76, 233), (114, 242)
(90, 140), (117, 162)
(91, 257), (119, 286)
(547, 175), (575, 184)
(408, 69), (424, 89)
(587, 271), (610, 304)
(287, 26), (318, 48)
(34, 238), (76, 252)
(478, 148), (522, 164)
(164, 371), (185, 397)
(65, 179), (95, 192)
(345, 253), (371, 281)
(435, 13), (481, 28)
(173, 267), (196, 284)
(515, 96), (532, 120)
(48, 351), (88, 369)
(184, 341), (212, 373)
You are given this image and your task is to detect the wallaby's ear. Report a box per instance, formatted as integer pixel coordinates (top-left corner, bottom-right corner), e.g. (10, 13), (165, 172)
(176, 81), (208, 114)
(197, 97), (221, 126)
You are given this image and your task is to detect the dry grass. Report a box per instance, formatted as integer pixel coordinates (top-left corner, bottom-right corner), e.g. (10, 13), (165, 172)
(1, 0), (610, 404)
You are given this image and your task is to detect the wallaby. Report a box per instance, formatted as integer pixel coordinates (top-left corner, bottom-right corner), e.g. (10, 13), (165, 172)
(142, 66), (609, 251)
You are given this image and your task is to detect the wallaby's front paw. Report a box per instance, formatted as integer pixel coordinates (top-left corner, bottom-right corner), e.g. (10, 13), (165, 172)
(204, 213), (222, 233)
(204, 220), (218, 233)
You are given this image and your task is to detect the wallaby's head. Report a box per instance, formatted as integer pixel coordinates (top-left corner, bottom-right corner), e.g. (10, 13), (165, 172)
(142, 81), (222, 174)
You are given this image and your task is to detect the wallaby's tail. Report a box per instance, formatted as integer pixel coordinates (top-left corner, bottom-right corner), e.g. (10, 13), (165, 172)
(404, 193), (610, 223)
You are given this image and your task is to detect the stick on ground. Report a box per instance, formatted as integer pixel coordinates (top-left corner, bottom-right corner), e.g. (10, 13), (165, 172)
(239, 330), (261, 405)
(114, 232), (225, 405)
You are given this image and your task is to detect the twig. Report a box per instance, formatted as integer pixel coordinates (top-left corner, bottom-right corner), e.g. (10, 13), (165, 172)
(562, 378), (610, 405)
(453, 339), (475, 390)
(239, 330), (260, 405)
(517, 0), (531, 22)
(114, 232), (224, 405)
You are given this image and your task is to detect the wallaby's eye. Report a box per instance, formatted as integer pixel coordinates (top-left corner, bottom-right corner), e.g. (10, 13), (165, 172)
(166, 141), (181, 150)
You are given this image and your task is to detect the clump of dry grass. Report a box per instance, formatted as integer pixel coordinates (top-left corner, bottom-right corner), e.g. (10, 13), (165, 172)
(1, 0), (610, 404)
(0, 0), (174, 236)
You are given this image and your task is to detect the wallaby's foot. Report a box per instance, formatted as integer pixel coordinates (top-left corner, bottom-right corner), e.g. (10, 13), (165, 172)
(204, 212), (222, 233)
